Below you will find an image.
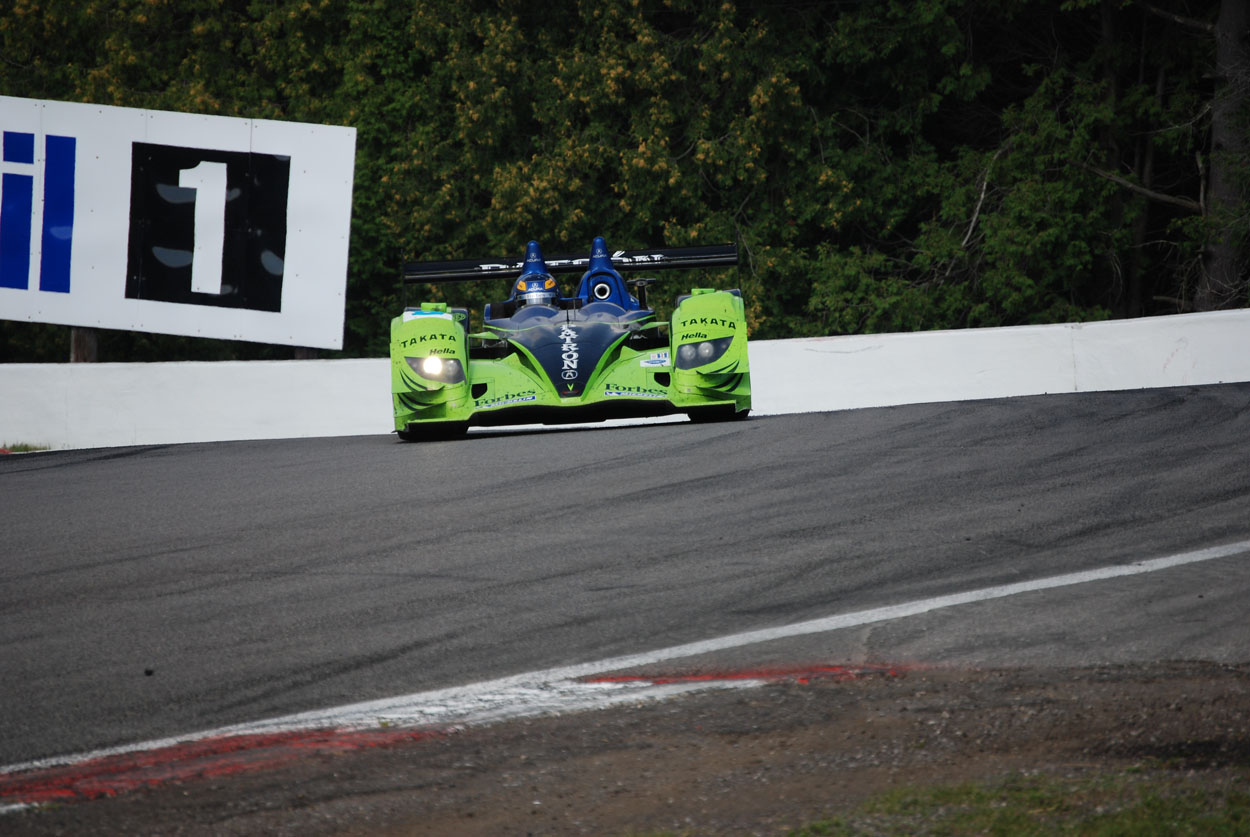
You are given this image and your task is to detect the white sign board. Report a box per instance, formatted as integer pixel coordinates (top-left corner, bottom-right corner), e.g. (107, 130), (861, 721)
(0, 96), (356, 349)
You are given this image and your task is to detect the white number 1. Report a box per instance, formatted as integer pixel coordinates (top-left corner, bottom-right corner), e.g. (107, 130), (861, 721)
(179, 161), (227, 296)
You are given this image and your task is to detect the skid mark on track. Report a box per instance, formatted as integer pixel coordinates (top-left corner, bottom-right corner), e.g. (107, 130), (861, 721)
(582, 664), (906, 686)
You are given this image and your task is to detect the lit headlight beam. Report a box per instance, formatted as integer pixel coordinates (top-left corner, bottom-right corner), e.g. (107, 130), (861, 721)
(404, 356), (465, 384)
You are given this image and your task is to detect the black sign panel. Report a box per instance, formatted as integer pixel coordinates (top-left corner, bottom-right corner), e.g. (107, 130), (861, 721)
(125, 143), (290, 312)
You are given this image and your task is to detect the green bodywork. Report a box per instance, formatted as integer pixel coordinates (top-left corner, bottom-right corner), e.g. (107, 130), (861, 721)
(390, 289), (750, 437)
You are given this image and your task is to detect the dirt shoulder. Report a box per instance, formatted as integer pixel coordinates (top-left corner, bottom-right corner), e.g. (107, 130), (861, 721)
(9, 661), (1250, 836)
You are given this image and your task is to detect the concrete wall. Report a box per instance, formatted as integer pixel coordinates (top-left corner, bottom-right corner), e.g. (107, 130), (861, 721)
(3, 309), (1249, 450)
(750, 309), (1250, 414)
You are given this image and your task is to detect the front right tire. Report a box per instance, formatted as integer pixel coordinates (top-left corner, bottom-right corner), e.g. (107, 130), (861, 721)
(685, 405), (750, 423)
(397, 422), (470, 442)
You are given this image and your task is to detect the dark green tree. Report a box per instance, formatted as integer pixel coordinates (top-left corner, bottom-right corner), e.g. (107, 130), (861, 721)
(1, 0), (1246, 363)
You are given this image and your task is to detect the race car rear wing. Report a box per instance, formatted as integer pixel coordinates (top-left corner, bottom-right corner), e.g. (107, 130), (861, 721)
(402, 243), (738, 284)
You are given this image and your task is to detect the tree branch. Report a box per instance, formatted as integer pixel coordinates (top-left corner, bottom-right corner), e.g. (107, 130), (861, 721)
(1196, 150), (1207, 214)
(1145, 4), (1215, 34)
(1080, 163), (1203, 213)
(962, 144), (1009, 248)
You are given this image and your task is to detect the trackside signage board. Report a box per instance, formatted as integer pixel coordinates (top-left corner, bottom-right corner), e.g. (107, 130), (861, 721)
(0, 96), (356, 349)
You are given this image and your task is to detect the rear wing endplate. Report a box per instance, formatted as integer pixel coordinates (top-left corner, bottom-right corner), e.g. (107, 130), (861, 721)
(402, 243), (737, 284)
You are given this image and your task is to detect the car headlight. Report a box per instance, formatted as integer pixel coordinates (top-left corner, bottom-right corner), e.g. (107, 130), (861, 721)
(405, 355), (465, 383)
(675, 336), (734, 369)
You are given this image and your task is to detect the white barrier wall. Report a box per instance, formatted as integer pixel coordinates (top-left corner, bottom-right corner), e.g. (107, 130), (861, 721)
(3, 309), (1250, 449)
(0, 358), (389, 449)
(750, 309), (1250, 414)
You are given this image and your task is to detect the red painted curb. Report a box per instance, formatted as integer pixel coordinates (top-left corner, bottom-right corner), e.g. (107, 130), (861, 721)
(1, 664), (908, 809)
(0, 727), (438, 806)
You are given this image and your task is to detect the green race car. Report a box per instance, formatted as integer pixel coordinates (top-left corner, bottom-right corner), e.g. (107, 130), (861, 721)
(390, 236), (750, 440)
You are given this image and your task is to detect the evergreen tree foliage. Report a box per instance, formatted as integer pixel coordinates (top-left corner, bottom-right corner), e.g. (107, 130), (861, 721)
(0, 0), (1243, 361)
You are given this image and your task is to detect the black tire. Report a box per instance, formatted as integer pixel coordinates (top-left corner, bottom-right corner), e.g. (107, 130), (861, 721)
(397, 422), (469, 442)
(686, 405), (750, 423)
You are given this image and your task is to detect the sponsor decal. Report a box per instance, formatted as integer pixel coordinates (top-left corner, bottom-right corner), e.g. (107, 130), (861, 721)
(475, 390), (537, 409)
(399, 331), (458, 349)
(615, 251), (663, 263)
(677, 316), (736, 330)
(559, 323), (579, 381)
(604, 384), (668, 399)
(679, 332), (708, 341)
(640, 350), (670, 368)
(509, 319), (615, 398)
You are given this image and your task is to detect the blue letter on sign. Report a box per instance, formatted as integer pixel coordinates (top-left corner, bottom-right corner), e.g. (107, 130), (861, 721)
(0, 131), (33, 290)
(0, 131), (75, 293)
(40, 135), (75, 293)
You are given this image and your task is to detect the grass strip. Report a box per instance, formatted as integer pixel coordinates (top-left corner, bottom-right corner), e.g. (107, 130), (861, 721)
(792, 767), (1250, 836)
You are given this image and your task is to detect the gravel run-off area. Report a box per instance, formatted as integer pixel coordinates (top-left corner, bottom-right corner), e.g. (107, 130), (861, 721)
(7, 660), (1250, 835)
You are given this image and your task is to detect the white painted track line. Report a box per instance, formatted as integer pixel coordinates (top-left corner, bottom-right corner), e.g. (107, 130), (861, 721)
(4, 538), (1248, 778)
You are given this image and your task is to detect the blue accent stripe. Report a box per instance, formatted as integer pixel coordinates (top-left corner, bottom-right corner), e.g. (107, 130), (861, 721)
(0, 172), (33, 290)
(39, 135), (75, 293)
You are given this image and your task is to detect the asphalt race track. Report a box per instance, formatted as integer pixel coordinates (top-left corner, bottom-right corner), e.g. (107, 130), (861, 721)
(3, 385), (1250, 768)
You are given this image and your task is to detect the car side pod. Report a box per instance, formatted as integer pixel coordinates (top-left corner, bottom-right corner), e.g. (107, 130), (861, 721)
(389, 302), (473, 438)
(671, 288), (751, 420)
